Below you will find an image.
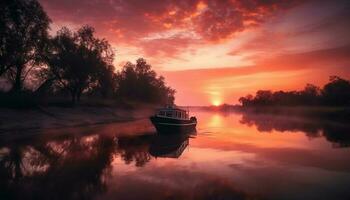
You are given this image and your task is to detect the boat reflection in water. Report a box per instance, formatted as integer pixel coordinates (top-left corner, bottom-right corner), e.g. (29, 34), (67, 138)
(149, 131), (196, 158)
(149, 105), (197, 158)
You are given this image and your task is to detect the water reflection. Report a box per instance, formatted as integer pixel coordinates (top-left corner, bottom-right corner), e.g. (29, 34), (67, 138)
(1, 111), (350, 200)
(0, 128), (199, 199)
(240, 112), (350, 148)
(117, 135), (152, 167)
(149, 133), (193, 158)
(0, 133), (115, 200)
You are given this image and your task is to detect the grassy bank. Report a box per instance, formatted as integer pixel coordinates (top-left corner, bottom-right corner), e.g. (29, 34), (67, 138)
(0, 104), (157, 133)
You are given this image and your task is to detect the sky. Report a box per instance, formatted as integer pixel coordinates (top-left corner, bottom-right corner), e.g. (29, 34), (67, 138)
(39, 0), (350, 106)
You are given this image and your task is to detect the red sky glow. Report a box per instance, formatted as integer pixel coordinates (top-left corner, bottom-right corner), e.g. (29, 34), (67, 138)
(39, 0), (350, 105)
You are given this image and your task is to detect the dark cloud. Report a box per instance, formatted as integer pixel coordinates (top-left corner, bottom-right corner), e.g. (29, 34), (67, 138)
(39, 0), (302, 43)
(193, 0), (301, 41)
(226, 0), (350, 62)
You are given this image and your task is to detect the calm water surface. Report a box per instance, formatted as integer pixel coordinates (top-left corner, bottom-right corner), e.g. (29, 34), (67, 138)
(1, 111), (350, 200)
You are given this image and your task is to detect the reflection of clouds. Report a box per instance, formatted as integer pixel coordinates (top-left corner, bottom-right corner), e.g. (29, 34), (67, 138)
(103, 165), (257, 200)
(191, 130), (350, 173)
(186, 134), (350, 199)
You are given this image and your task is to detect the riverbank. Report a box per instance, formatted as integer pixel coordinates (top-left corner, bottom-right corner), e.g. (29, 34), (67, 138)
(238, 106), (350, 122)
(0, 105), (156, 133)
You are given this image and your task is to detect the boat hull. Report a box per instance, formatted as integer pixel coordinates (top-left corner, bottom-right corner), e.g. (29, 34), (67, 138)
(150, 116), (197, 134)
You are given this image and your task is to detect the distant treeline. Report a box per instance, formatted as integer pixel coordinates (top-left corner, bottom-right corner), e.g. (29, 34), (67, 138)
(239, 76), (350, 107)
(0, 0), (175, 107)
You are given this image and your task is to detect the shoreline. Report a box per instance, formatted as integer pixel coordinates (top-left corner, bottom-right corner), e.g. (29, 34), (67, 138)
(2, 105), (349, 134)
(0, 106), (155, 133)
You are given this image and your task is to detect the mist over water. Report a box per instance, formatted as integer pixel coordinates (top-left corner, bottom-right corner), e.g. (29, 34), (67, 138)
(1, 110), (350, 200)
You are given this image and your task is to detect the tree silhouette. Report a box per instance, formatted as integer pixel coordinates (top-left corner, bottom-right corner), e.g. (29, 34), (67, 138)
(238, 76), (350, 107)
(89, 64), (118, 98)
(322, 76), (350, 106)
(46, 26), (114, 103)
(116, 58), (175, 105)
(300, 84), (320, 105)
(1, 1), (176, 106)
(238, 94), (253, 107)
(0, 0), (50, 92)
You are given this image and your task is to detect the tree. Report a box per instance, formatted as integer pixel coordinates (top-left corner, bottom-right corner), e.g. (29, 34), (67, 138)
(0, 0), (51, 92)
(47, 26), (114, 103)
(89, 64), (118, 97)
(238, 94), (253, 106)
(303, 84), (320, 97)
(322, 76), (350, 106)
(300, 83), (320, 105)
(116, 58), (175, 105)
(238, 76), (350, 107)
(255, 90), (273, 105)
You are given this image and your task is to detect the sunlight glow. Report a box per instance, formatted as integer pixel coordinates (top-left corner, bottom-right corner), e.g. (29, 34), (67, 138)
(212, 99), (222, 106)
(208, 114), (223, 127)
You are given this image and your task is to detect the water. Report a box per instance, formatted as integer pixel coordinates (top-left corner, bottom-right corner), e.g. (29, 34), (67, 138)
(1, 111), (350, 200)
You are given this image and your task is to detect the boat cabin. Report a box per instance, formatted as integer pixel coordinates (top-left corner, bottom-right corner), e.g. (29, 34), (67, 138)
(156, 107), (189, 120)
(150, 106), (197, 133)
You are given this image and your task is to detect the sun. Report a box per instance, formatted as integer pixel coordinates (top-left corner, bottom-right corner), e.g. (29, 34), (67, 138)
(212, 99), (221, 106)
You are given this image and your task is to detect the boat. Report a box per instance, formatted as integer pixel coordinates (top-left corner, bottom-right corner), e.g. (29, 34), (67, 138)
(150, 106), (197, 133)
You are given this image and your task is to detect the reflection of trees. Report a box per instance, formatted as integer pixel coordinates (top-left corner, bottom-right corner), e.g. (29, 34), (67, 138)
(117, 135), (153, 167)
(322, 124), (350, 148)
(0, 131), (194, 199)
(0, 134), (116, 200)
(240, 112), (350, 148)
(240, 113), (321, 134)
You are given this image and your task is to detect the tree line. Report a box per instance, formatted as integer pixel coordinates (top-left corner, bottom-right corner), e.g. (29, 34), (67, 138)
(0, 0), (175, 106)
(239, 76), (350, 107)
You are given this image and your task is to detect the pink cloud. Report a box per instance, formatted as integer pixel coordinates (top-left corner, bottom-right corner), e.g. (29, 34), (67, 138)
(39, 0), (302, 58)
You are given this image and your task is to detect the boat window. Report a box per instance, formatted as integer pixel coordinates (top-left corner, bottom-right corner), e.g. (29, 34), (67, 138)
(166, 111), (172, 117)
(159, 111), (165, 116)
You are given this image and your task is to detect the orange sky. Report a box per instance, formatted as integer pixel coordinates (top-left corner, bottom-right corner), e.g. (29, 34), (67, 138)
(39, 0), (350, 105)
